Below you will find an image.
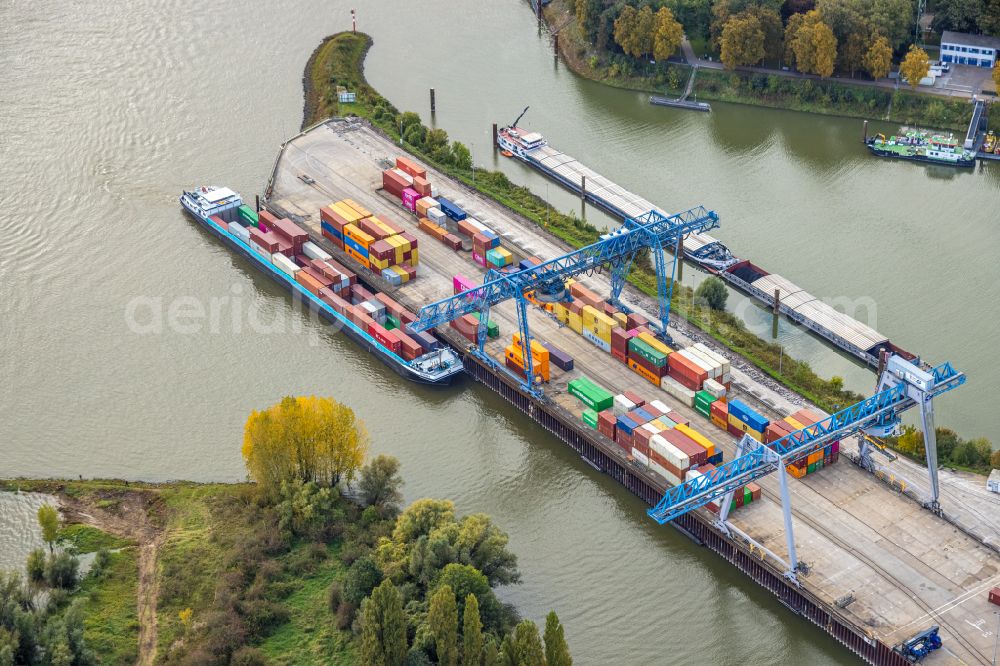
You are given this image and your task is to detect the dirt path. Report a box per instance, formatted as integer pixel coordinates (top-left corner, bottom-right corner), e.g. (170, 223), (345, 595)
(60, 492), (165, 666)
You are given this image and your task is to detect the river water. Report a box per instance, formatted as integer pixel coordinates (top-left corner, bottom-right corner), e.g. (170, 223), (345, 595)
(2, 0), (996, 662)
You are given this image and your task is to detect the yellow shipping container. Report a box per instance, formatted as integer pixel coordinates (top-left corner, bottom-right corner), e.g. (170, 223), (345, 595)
(512, 333), (550, 363)
(638, 332), (673, 356)
(806, 450), (823, 465)
(496, 247), (512, 260)
(581, 305), (601, 329)
(649, 419), (671, 432)
(675, 423), (716, 458)
(613, 312), (628, 327)
(332, 202), (364, 223)
(784, 416), (806, 431)
(410, 248), (419, 266)
(386, 235), (405, 264)
(389, 265), (409, 282)
(375, 219), (396, 237)
(340, 198), (371, 219)
(369, 255), (390, 270)
(552, 302), (568, 323)
(567, 311), (583, 334)
(787, 464), (806, 479)
(728, 413), (763, 442)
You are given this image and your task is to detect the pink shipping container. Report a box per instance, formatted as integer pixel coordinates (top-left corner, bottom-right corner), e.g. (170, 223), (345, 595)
(472, 251), (487, 267)
(402, 188), (420, 211)
(453, 274), (477, 295)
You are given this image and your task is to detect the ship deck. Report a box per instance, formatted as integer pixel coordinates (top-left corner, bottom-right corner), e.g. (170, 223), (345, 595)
(266, 118), (1000, 665)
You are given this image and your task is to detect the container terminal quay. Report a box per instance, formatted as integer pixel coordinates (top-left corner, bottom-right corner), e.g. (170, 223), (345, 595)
(246, 118), (1000, 665)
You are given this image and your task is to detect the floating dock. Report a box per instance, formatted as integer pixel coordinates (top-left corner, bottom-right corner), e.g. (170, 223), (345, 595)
(499, 129), (913, 368)
(265, 119), (999, 666)
(649, 95), (711, 112)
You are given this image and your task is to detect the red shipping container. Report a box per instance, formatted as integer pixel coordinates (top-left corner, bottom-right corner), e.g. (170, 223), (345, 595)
(727, 423), (743, 438)
(295, 270), (325, 296)
(505, 356), (527, 379)
(611, 348), (628, 364)
(664, 430), (708, 467)
(258, 209), (281, 228)
(710, 400), (728, 420)
(626, 312), (649, 329)
(629, 350), (668, 378)
(320, 205), (351, 231)
(644, 404), (665, 419)
(412, 175), (432, 196)
(988, 587), (1000, 606)
(394, 329), (423, 361)
(622, 391), (645, 407)
(302, 266), (333, 287)
(649, 449), (686, 482)
(248, 227), (278, 252)
(208, 215), (227, 231)
(611, 327), (628, 353)
(272, 218), (308, 245)
(633, 426), (655, 452)
(615, 428), (634, 451)
(382, 169), (408, 197)
(360, 218), (390, 241)
(598, 410), (616, 440)
(310, 259), (342, 283)
(395, 156), (426, 178)
(734, 490), (745, 508)
(765, 420), (794, 444)
(324, 258), (356, 285)
(318, 288), (349, 314)
(350, 284), (376, 305)
(625, 409), (653, 427)
(747, 482), (762, 501)
(368, 322), (402, 354)
(668, 353), (708, 389)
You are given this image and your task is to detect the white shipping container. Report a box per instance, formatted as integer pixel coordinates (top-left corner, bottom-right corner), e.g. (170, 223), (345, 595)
(649, 460), (683, 487)
(661, 375), (695, 406)
(271, 252), (299, 275)
(465, 217), (486, 232)
(427, 208), (447, 225)
(228, 222), (251, 242)
(693, 343), (731, 374)
(250, 242), (271, 261)
(703, 378), (727, 399)
(417, 196), (438, 210)
(641, 423), (661, 435)
(582, 328), (611, 353)
(630, 448), (650, 466)
(650, 434), (689, 469)
(613, 394), (636, 416)
(681, 348), (720, 379)
(302, 241), (332, 262)
(430, 185), (439, 198)
(648, 399), (670, 414)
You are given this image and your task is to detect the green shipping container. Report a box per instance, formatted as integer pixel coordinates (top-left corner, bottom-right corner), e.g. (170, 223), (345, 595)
(568, 377), (614, 412)
(385, 314), (400, 330)
(730, 499), (737, 512)
(582, 408), (598, 429)
(743, 487), (752, 505)
(470, 312), (499, 338)
(807, 462), (816, 474)
(695, 390), (715, 407)
(628, 338), (667, 367)
(694, 402), (711, 418)
(238, 205), (259, 226)
(815, 459), (824, 471)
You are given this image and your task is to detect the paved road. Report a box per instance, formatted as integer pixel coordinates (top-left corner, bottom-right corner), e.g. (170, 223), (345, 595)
(679, 38), (981, 101)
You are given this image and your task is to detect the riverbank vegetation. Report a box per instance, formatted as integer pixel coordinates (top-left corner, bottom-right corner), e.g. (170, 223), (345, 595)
(551, 0), (987, 130)
(2, 396), (573, 665)
(885, 426), (1000, 474)
(305, 30), (865, 413)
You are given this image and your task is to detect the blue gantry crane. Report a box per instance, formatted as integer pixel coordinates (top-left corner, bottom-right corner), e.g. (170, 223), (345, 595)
(647, 354), (965, 583)
(408, 206), (720, 396)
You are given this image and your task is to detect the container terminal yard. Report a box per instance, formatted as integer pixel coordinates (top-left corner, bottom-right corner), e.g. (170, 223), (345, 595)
(252, 118), (1000, 665)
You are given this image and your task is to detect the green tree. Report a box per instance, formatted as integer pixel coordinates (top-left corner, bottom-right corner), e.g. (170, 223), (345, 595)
(840, 30), (868, 76)
(436, 564), (504, 633)
(932, 0), (983, 33)
(575, 0), (602, 41)
(482, 637), (500, 666)
(400, 111), (422, 132)
(454, 513), (520, 586)
(26, 549), (46, 583)
(900, 45), (930, 87)
(981, 0), (1000, 34)
(614, 5), (641, 57)
(451, 142), (472, 170)
(868, 0), (917, 48)
(360, 580), (408, 666)
(344, 555), (384, 606)
(503, 620), (545, 666)
(720, 13), (766, 68)
(864, 35), (893, 79)
(694, 277), (728, 310)
(990, 447), (1000, 468)
(427, 585), (458, 666)
(393, 499), (456, 543)
(37, 504), (59, 554)
(274, 477), (343, 540)
(653, 7), (684, 61)
(935, 428), (961, 462)
(969, 438), (993, 467)
(359, 455), (405, 516)
(754, 8), (785, 62)
(242, 396), (369, 497)
(543, 611), (572, 666)
(463, 594), (484, 666)
(44, 552), (79, 589)
(664, 0), (713, 41)
(636, 5), (656, 58)
(993, 63), (1000, 91)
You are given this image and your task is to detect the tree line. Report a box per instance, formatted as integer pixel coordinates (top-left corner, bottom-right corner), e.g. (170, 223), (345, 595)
(575, 0), (1000, 84)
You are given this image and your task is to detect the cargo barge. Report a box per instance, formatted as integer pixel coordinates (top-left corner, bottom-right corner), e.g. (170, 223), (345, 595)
(495, 118), (914, 368)
(864, 127), (976, 168)
(179, 186), (463, 385)
(262, 119), (997, 666)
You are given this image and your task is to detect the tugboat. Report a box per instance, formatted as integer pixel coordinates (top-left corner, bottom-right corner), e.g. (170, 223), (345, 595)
(864, 126), (975, 168)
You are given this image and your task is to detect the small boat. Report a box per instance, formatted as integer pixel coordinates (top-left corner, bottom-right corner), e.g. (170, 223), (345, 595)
(500, 150), (514, 158)
(865, 126), (975, 168)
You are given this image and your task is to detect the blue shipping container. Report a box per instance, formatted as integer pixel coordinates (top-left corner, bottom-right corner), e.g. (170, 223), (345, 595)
(616, 415), (639, 435)
(437, 196), (467, 221)
(345, 236), (367, 256)
(322, 222), (344, 239)
(728, 400), (768, 432)
(633, 408), (654, 423)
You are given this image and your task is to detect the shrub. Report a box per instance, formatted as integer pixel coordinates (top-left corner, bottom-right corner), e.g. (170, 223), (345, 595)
(44, 552), (79, 589)
(335, 601), (355, 630)
(327, 581), (343, 614)
(26, 549), (46, 583)
(230, 646), (268, 666)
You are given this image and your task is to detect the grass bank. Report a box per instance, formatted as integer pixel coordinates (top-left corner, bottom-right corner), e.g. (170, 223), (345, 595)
(544, 0), (972, 131)
(305, 30), (864, 412)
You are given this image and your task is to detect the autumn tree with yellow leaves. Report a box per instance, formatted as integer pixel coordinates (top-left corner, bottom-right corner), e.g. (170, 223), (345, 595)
(900, 45), (930, 87)
(243, 395), (368, 496)
(864, 35), (893, 80)
(652, 7), (684, 62)
(785, 9), (838, 78)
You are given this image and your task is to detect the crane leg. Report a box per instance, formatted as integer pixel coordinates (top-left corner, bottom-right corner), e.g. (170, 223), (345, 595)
(652, 238), (676, 344)
(777, 460), (799, 582)
(609, 254), (636, 309)
(513, 293), (537, 393)
(476, 299), (492, 354)
(919, 395), (941, 512)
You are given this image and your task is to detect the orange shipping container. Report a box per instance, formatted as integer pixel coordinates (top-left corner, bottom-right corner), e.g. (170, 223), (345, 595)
(412, 176), (432, 196)
(505, 344), (550, 382)
(295, 270), (325, 296)
(395, 156), (427, 178)
(627, 358), (661, 386)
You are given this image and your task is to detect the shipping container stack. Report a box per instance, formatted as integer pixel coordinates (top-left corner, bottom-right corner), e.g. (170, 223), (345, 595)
(770, 408), (839, 478)
(505, 333), (551, 382)
(223, 212), (442, 363)
(320, 198), (418, 286)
